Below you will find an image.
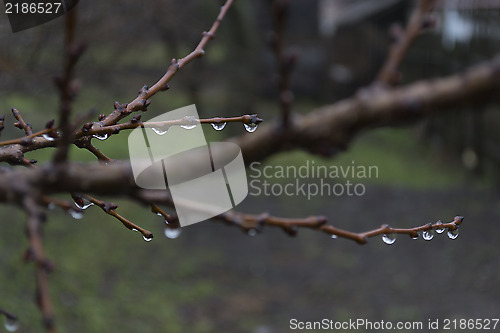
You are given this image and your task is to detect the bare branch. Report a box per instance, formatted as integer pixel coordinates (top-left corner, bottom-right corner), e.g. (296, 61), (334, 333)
(12, 108), (33, 135)
(23, 195), (56, 333)
(376, 0), (438, 86)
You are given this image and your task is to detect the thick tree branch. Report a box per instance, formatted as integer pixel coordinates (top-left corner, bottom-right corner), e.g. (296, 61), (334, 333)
(234, 55), (500, 163)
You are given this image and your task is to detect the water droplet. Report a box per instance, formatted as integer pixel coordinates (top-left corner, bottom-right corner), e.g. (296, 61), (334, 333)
(180, 116), (198, 130)
(331, 234), (338, 239)
(47, 203), (56, 210)
(447, 227), (459, 240)
(93, 133), (108, 140)
(211, 122), (227, 131)
(152, 127), (168, 135)
(131, 228), (138, 232)
(164, 228), (181, 239)
(435, 220), (445, 234)
(42, 134), (55, 141)
(247, 229), (257, 236)
(143, 235), (153, 242)
(4, 316), (19, 332)
(69, 209), (83, 220)
(422, 229), (434, 241)
(382, 233), (396, 245)
(244, 123), (258, 133)
(411, 232), (419, 240)
(156, 212), (163, 217)
(74, 197), (93, 210)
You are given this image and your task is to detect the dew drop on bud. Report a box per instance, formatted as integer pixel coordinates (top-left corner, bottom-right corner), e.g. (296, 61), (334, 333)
(93, 134), (109, 140)
(211, 122), (227, 131)
(4, 316), (19, 332)
(422, 229), (434, 241)
(447, 227), (459, 240)
(143, 235), (153, 242)
(69, 209), (83, 220)
(382, 233), (396, 245)
(435, 220), (445, 234)
(74, 197), (93, 210)
(244, 123), (258, 133)
(152, 127), (168, 135)
(42, 134), (55, 141)
(247, 229), (257, 236)
(164, 228), (181, 239)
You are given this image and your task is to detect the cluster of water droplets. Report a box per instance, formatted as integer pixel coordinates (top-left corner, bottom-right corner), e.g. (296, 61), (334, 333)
(3, 316), (19, 332)
(381, 221), (459, 245)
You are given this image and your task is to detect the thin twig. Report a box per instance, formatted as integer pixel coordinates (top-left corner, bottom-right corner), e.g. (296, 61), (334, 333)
(12, 108), (33, 135)
(23, 196), (56, 333)
(376, 0), (438, 86)
(76, 194), (153, 240)
(81, 0), (236, 132)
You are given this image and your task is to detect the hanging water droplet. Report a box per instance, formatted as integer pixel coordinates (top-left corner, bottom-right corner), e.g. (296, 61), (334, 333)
(382, 233), (396, 245)
(156, 212), (163, 217)
(93, 133), (108, 140)
(4, 316), (19, 332)
(422, 229), (434, 241)
(211, 122), (227, 131)
(143, 235), (153, 242)
(331, 234), (338, 239)
(447, 227), (459, 240)
(435, 220), (445, 234)
(42, 134), (55, 141)
(164, 228), (181, 239)
(411, 232), (419, 240)
(74, 197), (93, 210)
(247, 229), (257, 236)
(47, 202), (56, 210)
(69, 209), (83, 220)
(180, 116), (198, 130)
(131, 228), (138, 232)
(244, 122), (258, 133)
(152, 127), (168, 135)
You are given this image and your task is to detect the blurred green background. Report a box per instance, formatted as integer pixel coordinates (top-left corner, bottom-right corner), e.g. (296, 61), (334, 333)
(0, 1), (499, 332)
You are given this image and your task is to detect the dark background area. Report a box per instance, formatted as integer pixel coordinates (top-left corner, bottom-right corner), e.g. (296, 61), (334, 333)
(0, 0), (499, 332)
